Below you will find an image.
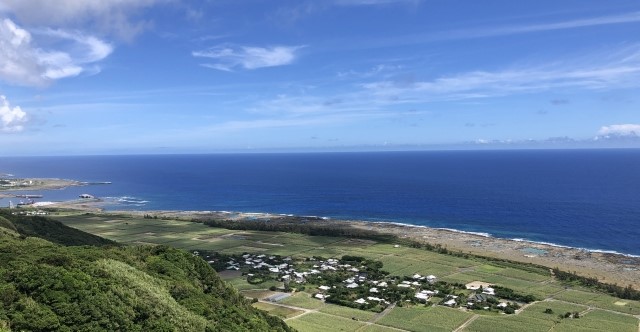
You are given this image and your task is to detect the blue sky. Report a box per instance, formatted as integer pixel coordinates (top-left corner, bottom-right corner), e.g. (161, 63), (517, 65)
(1, 0), (639, 155)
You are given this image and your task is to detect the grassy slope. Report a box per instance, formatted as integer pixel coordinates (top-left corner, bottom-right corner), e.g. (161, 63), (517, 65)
(2, 212), (115, 247)
(0, 212), (293, 332)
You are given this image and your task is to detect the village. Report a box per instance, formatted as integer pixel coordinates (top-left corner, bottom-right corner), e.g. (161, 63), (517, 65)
(195, 250), (525, 315)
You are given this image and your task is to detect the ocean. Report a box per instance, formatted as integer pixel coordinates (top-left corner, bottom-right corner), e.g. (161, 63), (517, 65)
(2, 149), (639, 255)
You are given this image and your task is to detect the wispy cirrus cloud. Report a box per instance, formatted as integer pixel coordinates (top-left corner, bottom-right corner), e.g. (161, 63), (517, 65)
(337, 64), (403, 79)
(0, 18), (112, 87)
(471, 11), (640, 38)
(229, 45), (640, 132)
(336, 12), (640, 51)
(361, 46), (640, 102)
(0, 95), (28, 133)
(193, 45), (303, 71)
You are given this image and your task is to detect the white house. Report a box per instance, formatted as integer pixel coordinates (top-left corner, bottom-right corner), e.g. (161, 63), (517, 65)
(444, 299), (457, 306)
(354, 298), (368, 305)
(482, 287), (495, 296)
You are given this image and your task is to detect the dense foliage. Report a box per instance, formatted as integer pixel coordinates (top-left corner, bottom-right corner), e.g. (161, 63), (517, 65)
(491, 286), (536, 303)
(0, 212), (293, 332)
(200, 218), (397, 242)
(1, 211), (115, 247)
(553, 268), (640, 301)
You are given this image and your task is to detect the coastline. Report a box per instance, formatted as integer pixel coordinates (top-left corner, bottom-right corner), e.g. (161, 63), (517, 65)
(0, 178), (86, 193)
(40, 201), (639, 289)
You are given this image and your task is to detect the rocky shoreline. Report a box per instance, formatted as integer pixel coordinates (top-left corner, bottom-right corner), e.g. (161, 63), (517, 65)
(95, 209), (640, 289)
(22, 200), (640, 289)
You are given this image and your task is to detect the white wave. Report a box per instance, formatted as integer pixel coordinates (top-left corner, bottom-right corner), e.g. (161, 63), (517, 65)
(508, 238), (640, 258)
(434, 228), (492, 238)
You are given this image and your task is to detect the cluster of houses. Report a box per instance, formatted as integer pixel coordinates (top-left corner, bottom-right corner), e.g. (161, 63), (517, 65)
(203, 251), (522, 314)
(302, 261), (449, 308)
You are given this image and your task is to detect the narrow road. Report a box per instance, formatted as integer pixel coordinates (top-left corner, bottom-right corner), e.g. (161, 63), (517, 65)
(369, 303), (396, 324)
(453, 314), (479, 332)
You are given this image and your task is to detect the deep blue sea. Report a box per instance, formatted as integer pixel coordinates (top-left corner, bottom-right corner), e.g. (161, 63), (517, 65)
(2, 150), (639, 255)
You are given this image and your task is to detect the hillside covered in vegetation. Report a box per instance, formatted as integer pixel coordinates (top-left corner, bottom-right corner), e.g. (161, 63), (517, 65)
(0, 211), (293, 331)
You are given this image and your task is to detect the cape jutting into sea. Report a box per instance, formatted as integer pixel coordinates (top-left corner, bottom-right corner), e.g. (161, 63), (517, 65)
(2, 149), (639, 255)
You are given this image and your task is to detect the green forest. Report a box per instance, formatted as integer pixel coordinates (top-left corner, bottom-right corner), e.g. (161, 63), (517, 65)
(0, 211), (293, 332)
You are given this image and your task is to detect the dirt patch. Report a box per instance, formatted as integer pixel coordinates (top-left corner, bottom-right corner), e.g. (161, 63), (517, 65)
(466, 281), (493, 290)
(256, 241), (284, 246)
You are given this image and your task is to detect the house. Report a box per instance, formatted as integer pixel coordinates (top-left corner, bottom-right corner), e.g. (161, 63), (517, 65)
(468, 293), (489, 303)
(318, 285), (331, 291)
(367, 297), (386, 303)
(415, 290), (438, 301)
(443, 299), (457, 306)
(354, 298), (368, 305)
(482, 287), (495, 296)
(346, 283), (359, 289)
(314, 294), (327, 299)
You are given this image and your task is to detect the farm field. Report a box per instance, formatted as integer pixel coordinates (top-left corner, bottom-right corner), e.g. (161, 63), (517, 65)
(377, 306), (473, 332)
(54, 213), (640, 332)
(252, 302), (305, 319)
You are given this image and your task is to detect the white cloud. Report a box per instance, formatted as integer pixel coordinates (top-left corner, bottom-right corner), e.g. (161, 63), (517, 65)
(338, 64), (402, 79)
(0, 95), (27, 132)
(193, 45), (303, 71)
(0, 19), (112, 86)
(475, 12), (640, 38)
(0, 0), (168, 41)
(361, 46), (640, 102)
(345, 12), (640, 52)
(598, 124), (640, 137)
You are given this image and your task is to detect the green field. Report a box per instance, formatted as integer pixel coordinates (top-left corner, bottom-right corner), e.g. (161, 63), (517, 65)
(252, 302), (305, 319)
(278, 292), (326, 310)
(377, 306), (474, 332)
(319, 304), (377, 321)
(286, 313), (368, 332)
(54, 213), (640, 332)
(554, 289), (640, 315)
(464, 301), (639, 332)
